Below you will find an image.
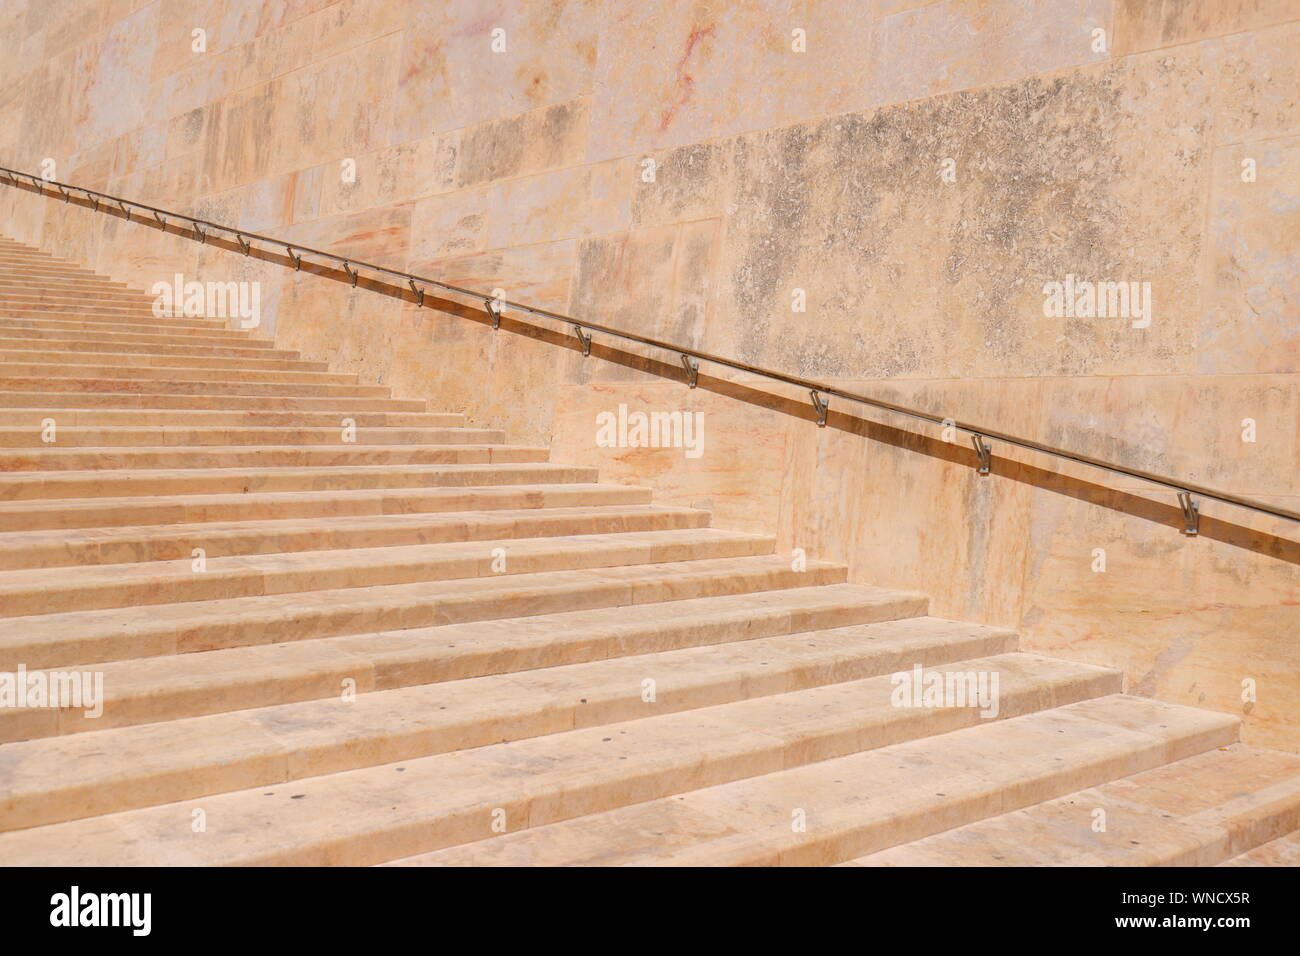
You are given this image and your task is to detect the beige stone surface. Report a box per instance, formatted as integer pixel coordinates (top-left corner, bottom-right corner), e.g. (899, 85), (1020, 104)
(0, 233), (1291, 867)
(0, 0), (1296, 865)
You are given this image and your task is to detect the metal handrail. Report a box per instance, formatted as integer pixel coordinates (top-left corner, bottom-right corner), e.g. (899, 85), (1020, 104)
(2, 164), (1295, 534)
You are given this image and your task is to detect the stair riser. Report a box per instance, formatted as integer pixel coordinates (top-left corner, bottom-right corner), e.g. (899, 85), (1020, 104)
(0, 429), (501, 447)
(0, 272), (132, 287)
(0, 563), (848, 669)
(0, 291), (200, 305)
(0, 427), (502, 448)
(0, 464), (597, 500)
(0, 305), (230, 327)
(0, 409), (461, 427)
(0, 534), (773, 617)
(0, 315), (247, 334)
(0, 507), (710, 570)
(0, 256), (128, 269)
(0, 446), (546, 473)
(0, 364), (356, 384)
(0, 326), (274, 348)
(0, 280), (132, 292)
(0, 391), (425, 412)
(0, 350), (327, 371)
(0, 483), (645, 531)
(0, 294), (160, 308)
(0, 336), (299, 359)
(0, 377), (390, 398)
(0, 265), (131, 278)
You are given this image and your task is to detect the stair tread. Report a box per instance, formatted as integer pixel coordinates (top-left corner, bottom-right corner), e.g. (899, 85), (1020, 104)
(0, 655), (1130, 864)
(0, 461), (601, 499)
(0, 503), (711, 566)
(0, 409), (461, 425)
(0, 482), (653, 531)
(842, 744), (1300, 867)
(0, 624), (1035, 830)
(0, 554), (850, 668)
(0, 528), (776, 616)
(383, 695), (1239, 867)
(4, 438), (523, 448)
(0, 389), (426, 411)
(0, 586), (936, 737)
(1220, 829), (1300, 866)
(0, 445), (542, 465)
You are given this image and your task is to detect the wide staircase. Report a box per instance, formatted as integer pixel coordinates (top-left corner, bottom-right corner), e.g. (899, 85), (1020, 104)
(0, 232), (1296, 866)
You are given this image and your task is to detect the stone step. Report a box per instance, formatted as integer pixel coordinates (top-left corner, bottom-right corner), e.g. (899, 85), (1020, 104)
(0, 348), (329, 371)
(0, 460), (601, 500)
(0, 252), (124, 268)
(0, 481), (648, 531)
(1220, 830), (1300, 866)
(0, 407), (462, 428)
(0, 268), (134, 284)
(0, 291), (163, 307)
(0, 443), (548, 472)
(0, 322), (276, 348)
(0, 585), (933, 739)
(0, 289), (192, 305)
(0, 313), (254, 335)
(0, 375), (391, 398)
(0, 389), (427, 412)
(0, 503), (712, 570)
(0, 361), (357, 385)
(0, 242), (103, 265)
(0, 555), (848, 669)
(0, 277), (134, 292)
(0, 302), (231, 326)
(0, 252), (117, 267)
(0, 527), (774, 617)
(0, 250), (128, 272)
(0, 264), (146, 281)
(0, 424), (505, 448)
(0, 334), (302, 360)
(3, 643), (1077, 832)
(0, 238), (85, 251)
(842, 744), (1300, 867)
(386, 696), (1239, 867)
(0, 654), (1130, 864)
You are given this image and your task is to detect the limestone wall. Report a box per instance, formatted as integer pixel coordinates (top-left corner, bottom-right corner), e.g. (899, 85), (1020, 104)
(0, 0), (1296, 749)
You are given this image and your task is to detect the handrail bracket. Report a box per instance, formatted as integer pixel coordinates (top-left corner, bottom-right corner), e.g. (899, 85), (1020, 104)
(1178, 492), (1199, 536)
(573, 324), (591, 356)
(680, 353), (699, 388)
(971, 434), (992, 475)
(810, 390), (829, 427)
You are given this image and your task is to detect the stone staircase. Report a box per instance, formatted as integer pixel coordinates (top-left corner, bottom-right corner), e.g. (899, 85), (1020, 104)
(0, 233), (1296, 866)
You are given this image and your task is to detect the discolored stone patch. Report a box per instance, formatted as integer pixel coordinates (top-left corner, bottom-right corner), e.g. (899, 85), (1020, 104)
(719, 49), (1215, 381)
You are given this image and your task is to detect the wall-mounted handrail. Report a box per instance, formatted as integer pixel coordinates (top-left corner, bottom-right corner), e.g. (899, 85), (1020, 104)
(2, 164), (1296, 534)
